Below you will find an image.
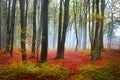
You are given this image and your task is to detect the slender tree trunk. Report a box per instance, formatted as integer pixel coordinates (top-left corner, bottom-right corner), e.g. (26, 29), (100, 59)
(90, 0), (101, 65)
(73, 0), (79, 51)
(10, 0), (17, 57)
(0, 0), (1, 50)
(40, 0), (49, 63)
(78, 0), (82, 49)
(55, 0), (63, 59)
(53, 6), (57, 48)
(5, 0), (11, 53)
(83, 0), (87, 50)
(108, 13), (113, 48)
(100, 0), (105, 50)
(59, 0), (70, 59)
(25, 0), (28, 28)
(31, 0), (37, 58)
(36, 0), (42, 62)
(55, 0), (69, 59)
(19, 0), (27, 62)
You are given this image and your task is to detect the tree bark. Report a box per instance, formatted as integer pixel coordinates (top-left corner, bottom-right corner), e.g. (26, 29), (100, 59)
(5, 0), (11, 53)
(31, 0), (37, 58)
(0, 0), (1, 50)
(9, 0), (17, 57)
(40, 0), (49, 63)
(55, 0), (70, 59)
(19, 0), (27, 62)
(83, 0), (87, 50)
(55, 0), (63, 59)
(90, 0), (102, 65)
(73, 0), (79, 51)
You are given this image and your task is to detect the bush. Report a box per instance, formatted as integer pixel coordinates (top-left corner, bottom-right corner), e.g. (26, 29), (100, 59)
(71, 60), (120, 80)
(0, 63), (69, 80)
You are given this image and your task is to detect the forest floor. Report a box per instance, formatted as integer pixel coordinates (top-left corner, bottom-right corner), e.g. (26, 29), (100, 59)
(0, 49), (120, 80)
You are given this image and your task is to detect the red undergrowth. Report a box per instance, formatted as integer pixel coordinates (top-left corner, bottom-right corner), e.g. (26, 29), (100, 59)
(0, 49), (120, 74)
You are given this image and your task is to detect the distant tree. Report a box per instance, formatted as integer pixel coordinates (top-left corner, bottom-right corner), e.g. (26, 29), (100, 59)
(82, 0), (88, 50)
(52, 3), (58, 49)
(73, 0), (79, 51)
(19, 0), (27, 62)
(40, 0), (49, 63)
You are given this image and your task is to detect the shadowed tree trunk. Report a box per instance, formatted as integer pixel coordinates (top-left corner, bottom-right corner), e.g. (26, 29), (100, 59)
(9, 0), (17, 57)
(0, 0), (1, 50)
(53, 5), (57, 49)
(108, 13), (113, 48)
(31, 0), (37, 58)
(83, 0), (88, 50)
(100, 0), (105, 50)
(19, 0), (27, 62)
(5, 0), (11, 53)
(55, 0), (70, 59)
(90, 0), (102, 65)
(73, 0), (79, 51)
(36, 0), (42, 62)
(40, 0), (49, 63)
(55, 0), (63, 59)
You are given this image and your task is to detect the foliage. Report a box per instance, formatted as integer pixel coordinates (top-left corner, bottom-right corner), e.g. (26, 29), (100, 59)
(71, 59), (120, 80)
(0, 63), (69, 80)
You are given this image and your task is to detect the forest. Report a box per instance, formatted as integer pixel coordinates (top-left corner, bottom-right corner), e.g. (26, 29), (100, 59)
(0, 0), (120, 80)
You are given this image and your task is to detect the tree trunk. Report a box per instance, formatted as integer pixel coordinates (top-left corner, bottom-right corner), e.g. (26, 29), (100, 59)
(90, 0), (102, 65)
(9, 0), (17, 57)
(83, 0), (87, 50)
(55, 0), (63, 59)
(36, 0), (42, 62)
(108, 13), (113, 48)
(0, 0), (1, 50)
(56, 0), (70, 59)
(5, 0), (11, 53)
(73, 0), (79, 51)
(100, 0), (105, 50)
(53, 12), (57, 48)
(40, 0), (49, 63)
(31, 0), (37, 58)
(19, 0), (27, 63)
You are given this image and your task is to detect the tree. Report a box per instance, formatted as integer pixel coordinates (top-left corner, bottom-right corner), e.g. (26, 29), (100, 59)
(31, 0), (37, 58)
(90, 0), (104, 65)
(5, 0), (11, 53)
(36, 0), (42, 62)
(100, 0), (105, 50)
(55, 0), (63, 59)
(55, 0), (70, 59)
(0, 0), (1, 50)
(83, 0), (88, 50)
(19, 0), (27, 62)
(40, 0), (49, 63)
(9, 0), (17, 57)
(73, 0), (79, 51)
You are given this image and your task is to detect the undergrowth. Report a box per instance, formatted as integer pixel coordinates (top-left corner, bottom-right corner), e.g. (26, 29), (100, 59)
(0, 63), (69, 80)
(71, 59), (120, 80)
